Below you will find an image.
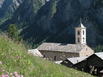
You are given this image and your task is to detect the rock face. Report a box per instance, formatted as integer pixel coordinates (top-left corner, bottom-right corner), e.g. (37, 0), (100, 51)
(21, 0), (98, 46)
(0, 0), (4, 8)
(1, 0), (103, 47)
(0, 0), (24, 18)
(11, 0), (46, 24)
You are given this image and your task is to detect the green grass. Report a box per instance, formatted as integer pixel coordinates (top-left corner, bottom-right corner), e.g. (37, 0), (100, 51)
(0, 35), (94, 77)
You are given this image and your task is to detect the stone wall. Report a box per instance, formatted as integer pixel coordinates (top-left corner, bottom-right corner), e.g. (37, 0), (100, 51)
(80, 46), (94, 57)
(40, 50), (79, 61)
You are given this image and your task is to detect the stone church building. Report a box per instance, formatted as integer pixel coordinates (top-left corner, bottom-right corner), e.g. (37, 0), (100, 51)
(37, 23), (94, 61)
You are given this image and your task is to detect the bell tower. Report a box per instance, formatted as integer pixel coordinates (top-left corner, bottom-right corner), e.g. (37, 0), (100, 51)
(75, 20), (86, 45)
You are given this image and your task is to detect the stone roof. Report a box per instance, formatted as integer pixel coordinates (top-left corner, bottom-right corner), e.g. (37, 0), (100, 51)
(28, 49), (43, 57)
(95, 52), (103, 60)
(77, 18), (86, 28)
(67, 56), (87, 64)
(37, 43), (87, 53)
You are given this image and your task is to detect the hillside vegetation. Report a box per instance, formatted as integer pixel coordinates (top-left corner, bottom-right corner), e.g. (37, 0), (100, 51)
(0, 34), (94, 77)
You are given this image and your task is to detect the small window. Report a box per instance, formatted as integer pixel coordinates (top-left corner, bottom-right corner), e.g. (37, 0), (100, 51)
(78, 31), (80, 35)
(43, 55), (45, 58)
(54, 56), (57, 61)
(83, 37), (85, 42)
(83, 30), (85, 35)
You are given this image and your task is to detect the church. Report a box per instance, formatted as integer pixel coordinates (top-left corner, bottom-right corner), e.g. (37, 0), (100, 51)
(37, 22), (94, 61)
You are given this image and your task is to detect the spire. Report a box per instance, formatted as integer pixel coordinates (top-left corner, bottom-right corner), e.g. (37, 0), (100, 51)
(79, 18), (85, 28)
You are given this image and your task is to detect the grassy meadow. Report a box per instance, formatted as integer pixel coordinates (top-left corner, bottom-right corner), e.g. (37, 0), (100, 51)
(0, 35), (94, 77)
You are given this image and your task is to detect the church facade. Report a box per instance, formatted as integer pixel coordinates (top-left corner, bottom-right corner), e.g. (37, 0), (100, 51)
(37, 23), (94, 61)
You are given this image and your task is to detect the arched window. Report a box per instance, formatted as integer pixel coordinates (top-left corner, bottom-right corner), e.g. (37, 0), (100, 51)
(83, 30), (85, 35)
(78, 31), (80, 35)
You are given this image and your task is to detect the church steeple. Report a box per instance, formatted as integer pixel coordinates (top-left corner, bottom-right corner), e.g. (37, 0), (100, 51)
(75, 19), (86, 45)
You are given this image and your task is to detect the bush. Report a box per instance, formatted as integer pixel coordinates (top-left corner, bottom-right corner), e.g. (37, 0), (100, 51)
(94, 45), (103, 52)
(7, 24), (21, 41)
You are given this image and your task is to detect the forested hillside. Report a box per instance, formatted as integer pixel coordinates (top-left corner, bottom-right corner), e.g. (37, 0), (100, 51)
(1, 0), (103, 47)
(0, 0), (24, 18)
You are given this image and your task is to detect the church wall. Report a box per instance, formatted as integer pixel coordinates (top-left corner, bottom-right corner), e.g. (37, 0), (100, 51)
(80, 46), (94, 57)
(39, 50), (79, 61)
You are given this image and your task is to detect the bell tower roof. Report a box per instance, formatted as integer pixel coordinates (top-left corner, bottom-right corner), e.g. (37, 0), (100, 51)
(79, 23), (85, 28)
(77, 18), (86, 28)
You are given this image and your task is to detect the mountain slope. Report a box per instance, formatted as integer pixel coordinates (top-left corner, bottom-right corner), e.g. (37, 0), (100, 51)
(0, 0), (24, 18)
(1, 0), (103, 47)
(0, 35), (94, 77)
(0, 0), (47, 30)
(22, 0), (102, 46)
(11, 0), (46, 24)
(0, 0), (4, 8)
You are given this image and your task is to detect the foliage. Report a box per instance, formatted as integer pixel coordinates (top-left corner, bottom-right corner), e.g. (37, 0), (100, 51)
(95, 0), (103, 7)
(32, 0), (45, 13)
(50, 0), (57, 17)
(0, 34), (94, 77)
(94, 45), (103, 52)
(7, 24), (20, 41)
